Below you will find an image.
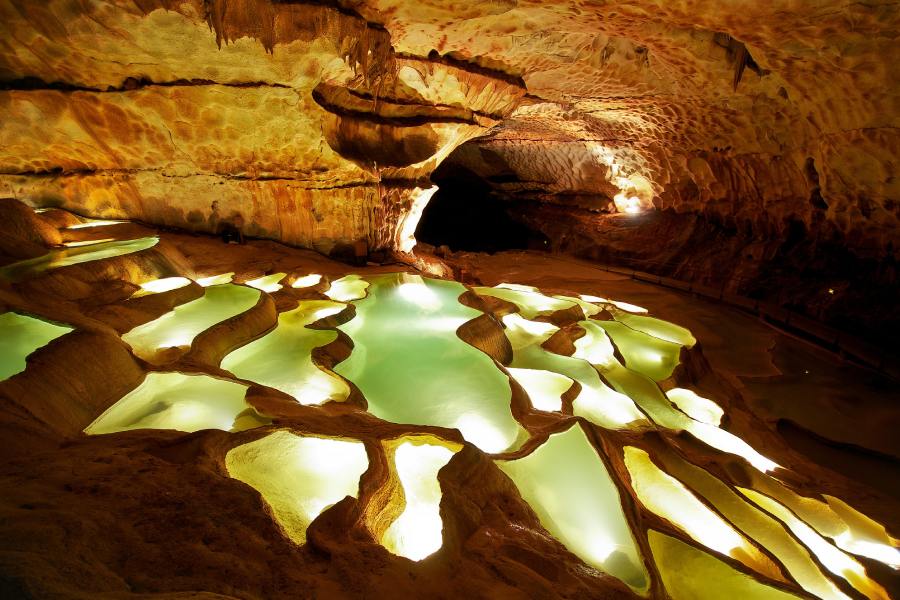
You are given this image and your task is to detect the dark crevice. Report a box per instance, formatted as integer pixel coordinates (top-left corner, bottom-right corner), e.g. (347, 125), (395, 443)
(311, 88), (483, 127)
(805, 157), (828, 210)
(416, 164), (549, 253)
(338, 86), (506, 122)
(398, 51), (527, 88)
(713, 32), (766, 90)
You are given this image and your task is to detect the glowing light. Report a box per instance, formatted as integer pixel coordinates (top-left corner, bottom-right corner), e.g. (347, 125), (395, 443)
(0, 237), (159, 281)
(496, 283), (539, 292)
(0, 312), (72, 381)
(131, 276), (192, 298)
(825, 496), (900, 568)
(502, 314), (559, 349)
(591, 340), (778, 470)
(610, 300), (648, 314)
(291, 273), (322, 288)
(474, 285), (577, 319)
(686, 421), (780, 473)
(397, 274), (441, 311)
(382, 441), (457, 560)
(611, 310), (696, 347)
(312, 305), (344, 321)
(160, 334), (193, 349)
(580, 294), (608, 303)
(325, 274), (370, 302)
(834, 535), (900, 569)
(221, 300), (350, 405)
(572, 320), (618, 366)
(505, 316), (645, 429)
(225, 431), (369, 545)
(649, 530), (800, 600)
(62, 238), (116, 247)
(196, 272), (234, 287)
(594, 320), (683, 381)
(586, 538), (617, 563)
(747, 478), (900, 570)
(666, 388), (723, 426)
(579, 294), (648, 314)
(659, 450), (854, 600)
(614, 193), (643, 214)
(624, 447), (780, 578)
(397, 186), (438, 253)
(245, 273), (286, 293)
(335, 274), (525, 454)
(67, 219), (124, 229)
(84, 372), (268, 434)
(554, 294), (602, 317)
(122, 284), (260, 364)
(590, 146), (653, 215)
(741, 489), (890, 600)
(507, 368), (572, 412)
(455, 414), (510, 454)
(573, 384), (648, 428)
(498, 424), (649, 592)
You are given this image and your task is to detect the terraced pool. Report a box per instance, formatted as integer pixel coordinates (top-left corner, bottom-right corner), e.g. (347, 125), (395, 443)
(70, 268), (897, 598)
(0, 237), (159, 281)
(0, 312), (72, 381)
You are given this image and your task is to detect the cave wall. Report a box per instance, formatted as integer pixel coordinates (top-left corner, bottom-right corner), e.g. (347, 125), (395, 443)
(0, 0), (897, 264)
(0, 0), (525, 254)
(374, 0), (899, 257)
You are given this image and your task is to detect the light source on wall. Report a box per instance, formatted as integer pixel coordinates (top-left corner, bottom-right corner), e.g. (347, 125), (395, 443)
(614, 193), (643, 214)
(590, 145), (653, 215)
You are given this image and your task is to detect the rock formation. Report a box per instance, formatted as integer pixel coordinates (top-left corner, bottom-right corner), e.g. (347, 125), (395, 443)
(2, 0), (897, 340)
(0, 2), (899, 598)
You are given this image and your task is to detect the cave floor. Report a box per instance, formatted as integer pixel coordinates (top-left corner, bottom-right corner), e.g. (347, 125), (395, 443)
(450, 250), (900, 494)
(0, 208), (898, 599)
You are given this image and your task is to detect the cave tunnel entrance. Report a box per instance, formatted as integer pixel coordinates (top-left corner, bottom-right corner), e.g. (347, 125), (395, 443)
(415, 163), (549, 253)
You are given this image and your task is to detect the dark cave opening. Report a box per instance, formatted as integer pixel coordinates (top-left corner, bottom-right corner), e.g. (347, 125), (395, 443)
(416, 165), (549, 253)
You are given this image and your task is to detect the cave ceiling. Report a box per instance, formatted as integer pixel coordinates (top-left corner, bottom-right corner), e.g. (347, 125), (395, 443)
(0, 0), (897, 256)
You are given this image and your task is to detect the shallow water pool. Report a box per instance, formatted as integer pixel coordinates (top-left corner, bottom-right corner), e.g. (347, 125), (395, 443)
(221, 300), (349, 405)
(336, 274), (526, 453)
(0, 312), (72, 381)
(0, 237), (159, 281)
(122, 284), (260, 363)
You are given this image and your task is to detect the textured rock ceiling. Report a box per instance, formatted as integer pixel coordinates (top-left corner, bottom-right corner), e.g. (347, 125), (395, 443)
(0, 0), (897, 257)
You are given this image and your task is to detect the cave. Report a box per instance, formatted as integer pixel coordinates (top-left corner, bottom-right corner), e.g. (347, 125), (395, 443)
(0, 2), (899, 600)
(416, 162), (549, 252)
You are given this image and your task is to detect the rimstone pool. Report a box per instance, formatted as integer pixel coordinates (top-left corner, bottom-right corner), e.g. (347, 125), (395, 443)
(2, 248), (897, 599)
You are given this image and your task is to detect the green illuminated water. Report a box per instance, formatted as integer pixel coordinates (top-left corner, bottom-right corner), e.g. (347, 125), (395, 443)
(0, 312), (73, 381)
(503, 315), (646, 429)
(649, 531), (800, 600)
(472, 283), (577, 319)
(222, 300), (349, 405)
(122, 284), (260, 363)
(593, 320), (683, 381)
(498, 424), (649, 592)
(85, 372), (268, 434)
(336, 273), (525, 453)
(226, 431), (369, 545)
(0, 237), (159, 281)
(611, 309), (696, 347)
